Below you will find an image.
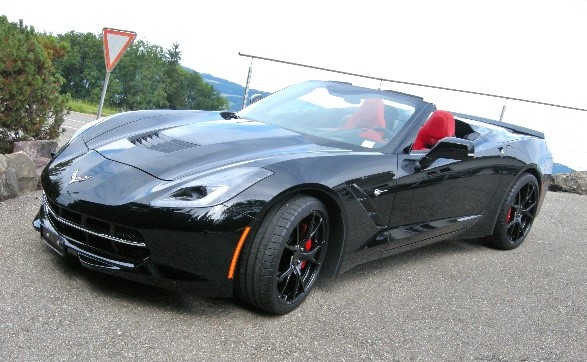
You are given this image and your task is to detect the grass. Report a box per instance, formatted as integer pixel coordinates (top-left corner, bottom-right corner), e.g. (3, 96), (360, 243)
(68, 99), (120, 117)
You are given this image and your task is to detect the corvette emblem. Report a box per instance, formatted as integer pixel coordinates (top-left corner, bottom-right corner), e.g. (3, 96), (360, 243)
(69, 169), (91, 184)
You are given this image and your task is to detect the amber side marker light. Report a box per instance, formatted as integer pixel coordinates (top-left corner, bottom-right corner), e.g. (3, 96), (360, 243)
(228, 226), (251, 279)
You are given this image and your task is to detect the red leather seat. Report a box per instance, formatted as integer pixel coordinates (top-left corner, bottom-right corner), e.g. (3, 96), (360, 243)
(342, 98), (387, 142)
(412, 110), (455, 150)
(342, 98), (386, 130)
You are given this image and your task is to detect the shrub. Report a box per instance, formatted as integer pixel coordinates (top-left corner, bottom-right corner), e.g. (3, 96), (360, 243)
(0, 16), (68, 153)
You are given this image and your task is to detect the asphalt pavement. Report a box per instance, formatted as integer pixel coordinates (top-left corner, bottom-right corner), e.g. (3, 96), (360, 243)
(1, 188), (586, 361)
(59, 111), (97, 145)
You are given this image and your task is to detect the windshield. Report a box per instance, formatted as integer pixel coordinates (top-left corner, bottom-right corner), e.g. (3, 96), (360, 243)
(238, 81), (424, 149)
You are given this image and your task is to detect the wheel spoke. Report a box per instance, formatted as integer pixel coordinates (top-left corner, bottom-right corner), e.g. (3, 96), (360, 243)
(294, 266), (313, 294)
(277, 263), (295, 284)
(522, 210), (535, 220)
(518, 221), (526, 238)
(308, 214), (323, 239)
(278, 265), (303, 299)
(520, 218), (529, 231)
(301, 213), (316, 241)
(284, 244), (297, 252)
(300, 241), (324, 265)
(508, 219), (520, 236)
(277, 271), (292, 297)
(522, 193), (532, 206)
(522, 186), (537, 206)
(299, 277), (310, 294)
(511, 221), (521, 240)
(507, 221), (515, 235)
(524, 201), (537, 214)
(512, 224), (520, 240)
(292, 268), (304, 294)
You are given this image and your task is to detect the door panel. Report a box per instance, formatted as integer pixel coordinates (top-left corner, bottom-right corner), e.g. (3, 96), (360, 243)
(384, 151), (504, 252)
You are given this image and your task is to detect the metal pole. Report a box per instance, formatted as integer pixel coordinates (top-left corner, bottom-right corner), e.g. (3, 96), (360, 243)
(97, 71), (111, 119)
(499, 98), (509, 121)
(238, 52), (587, 113)
(242, 59), (253, 110)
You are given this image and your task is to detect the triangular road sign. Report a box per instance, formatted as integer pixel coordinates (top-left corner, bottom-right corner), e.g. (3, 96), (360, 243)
(102, 28), (137, 72)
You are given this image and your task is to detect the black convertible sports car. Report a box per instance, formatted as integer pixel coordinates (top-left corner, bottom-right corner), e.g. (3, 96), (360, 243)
(33, 80), (553, 314)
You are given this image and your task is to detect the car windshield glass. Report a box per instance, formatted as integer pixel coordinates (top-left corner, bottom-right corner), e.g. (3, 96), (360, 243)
(238, 81), (423, 149)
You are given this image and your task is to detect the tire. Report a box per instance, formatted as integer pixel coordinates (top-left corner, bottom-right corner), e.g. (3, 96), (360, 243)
(486, 173), (539, 250)
(235, 195), (329, 315)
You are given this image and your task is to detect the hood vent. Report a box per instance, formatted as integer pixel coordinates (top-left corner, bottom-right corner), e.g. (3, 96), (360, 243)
(130, 132), (198, 153)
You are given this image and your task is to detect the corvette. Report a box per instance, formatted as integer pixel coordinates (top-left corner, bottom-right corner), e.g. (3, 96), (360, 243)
(33, 80), (552, 314)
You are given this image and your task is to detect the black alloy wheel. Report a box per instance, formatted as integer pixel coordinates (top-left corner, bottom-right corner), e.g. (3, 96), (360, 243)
(235, 195), (329, 315)
(276, 208), (326, 304)
(487, 173), (539, 250)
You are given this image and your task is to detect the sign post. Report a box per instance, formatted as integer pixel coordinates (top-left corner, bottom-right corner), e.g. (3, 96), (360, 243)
(97, 28), (137, 119)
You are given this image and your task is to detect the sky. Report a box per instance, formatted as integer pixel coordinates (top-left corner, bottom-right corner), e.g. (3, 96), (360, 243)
(3, 0), (587, 170)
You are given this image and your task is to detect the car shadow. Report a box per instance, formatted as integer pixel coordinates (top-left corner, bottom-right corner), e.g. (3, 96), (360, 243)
(47, 254), (238, 316)
(316, 237), (491, 292)
(44, 237), (492, 316)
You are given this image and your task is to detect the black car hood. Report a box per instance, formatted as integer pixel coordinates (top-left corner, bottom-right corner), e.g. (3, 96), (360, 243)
(77, 110), (345, 181)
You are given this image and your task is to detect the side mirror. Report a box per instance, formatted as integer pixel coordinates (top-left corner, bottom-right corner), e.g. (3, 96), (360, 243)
(417, 137), (475, 170)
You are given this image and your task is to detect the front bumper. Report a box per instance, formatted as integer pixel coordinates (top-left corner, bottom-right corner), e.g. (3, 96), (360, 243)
(33, 195), (251, 297)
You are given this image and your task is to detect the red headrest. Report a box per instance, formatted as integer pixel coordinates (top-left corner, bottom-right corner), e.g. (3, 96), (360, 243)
(412, 110), (455, 150)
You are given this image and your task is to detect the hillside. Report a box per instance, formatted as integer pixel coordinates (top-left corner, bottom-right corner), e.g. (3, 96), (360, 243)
(201, 73), (271, 112)
(182, 67), (270, 112)
(553, 163), (574, 174)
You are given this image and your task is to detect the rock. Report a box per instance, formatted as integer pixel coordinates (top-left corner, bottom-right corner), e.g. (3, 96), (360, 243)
(4, 151), (37, 194)
(13, 140), (58, 159)
(0, 155), (20, 201)
(12, 141), (57, 182)
(34, 156), (52, 178)
(550, 171), (587, 195)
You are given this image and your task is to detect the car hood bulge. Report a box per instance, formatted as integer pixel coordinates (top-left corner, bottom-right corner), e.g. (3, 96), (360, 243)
(80, 112), (334, 181)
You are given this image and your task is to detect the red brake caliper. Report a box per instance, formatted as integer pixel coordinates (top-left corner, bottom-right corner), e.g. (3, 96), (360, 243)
(299, 223), (311, 269)
(506, 207), (513, 223)
(300, 239), (312, 269)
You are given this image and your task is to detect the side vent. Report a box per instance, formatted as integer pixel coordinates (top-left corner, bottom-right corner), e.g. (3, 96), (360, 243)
(129, 132), (198, 153)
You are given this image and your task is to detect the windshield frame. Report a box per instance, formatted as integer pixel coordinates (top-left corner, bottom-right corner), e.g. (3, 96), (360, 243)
(237, 80), (430, 153)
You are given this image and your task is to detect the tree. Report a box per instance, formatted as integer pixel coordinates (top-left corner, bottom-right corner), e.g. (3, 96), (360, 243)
(54, 31), (103, 102)
(110, 39), (169, 110)
(164, 42), (187, 109)
(49, 29), (228, 113)
(0, 16), (68, 153)
(183, 70), (228, 110)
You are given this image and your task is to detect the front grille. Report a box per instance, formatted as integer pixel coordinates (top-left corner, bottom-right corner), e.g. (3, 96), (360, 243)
(44, 195), (150, 261)
(130, 132), (198, 153)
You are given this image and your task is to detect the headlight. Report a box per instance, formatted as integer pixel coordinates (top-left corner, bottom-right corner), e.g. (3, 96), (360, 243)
(150, 167), (273, 208)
